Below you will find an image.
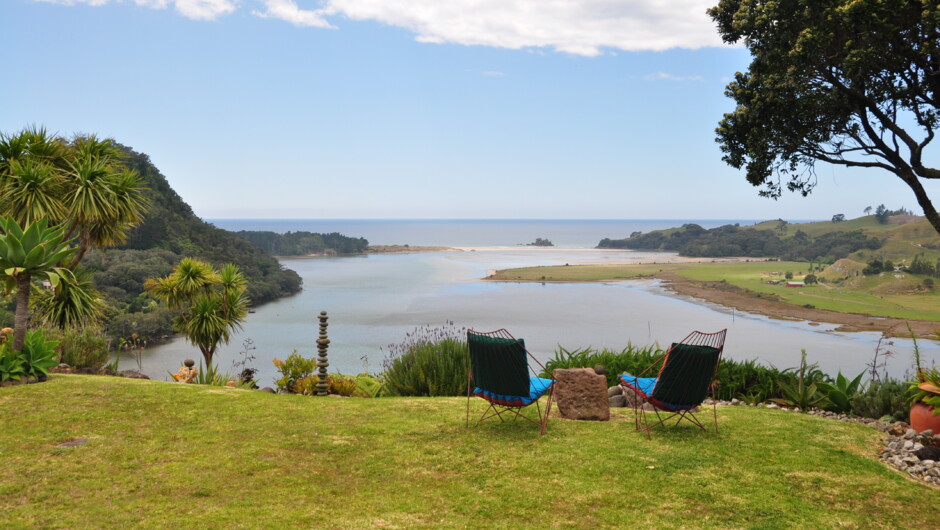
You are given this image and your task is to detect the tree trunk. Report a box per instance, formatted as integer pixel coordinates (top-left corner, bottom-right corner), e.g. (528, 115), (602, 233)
(898, 169), (940, 237)
(13, 273), (31, 352)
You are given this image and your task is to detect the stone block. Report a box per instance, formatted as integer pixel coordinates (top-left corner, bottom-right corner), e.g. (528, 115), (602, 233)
(553, 368), (609, 421)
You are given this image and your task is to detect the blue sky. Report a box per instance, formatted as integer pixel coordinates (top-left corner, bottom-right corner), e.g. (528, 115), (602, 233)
(0, 0), (930, 220)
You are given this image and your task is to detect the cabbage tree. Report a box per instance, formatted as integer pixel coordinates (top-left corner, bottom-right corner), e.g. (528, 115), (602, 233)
(145, 259), (249, 367)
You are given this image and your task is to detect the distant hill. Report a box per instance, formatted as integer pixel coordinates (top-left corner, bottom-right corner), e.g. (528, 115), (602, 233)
(598, 215), (940, 265)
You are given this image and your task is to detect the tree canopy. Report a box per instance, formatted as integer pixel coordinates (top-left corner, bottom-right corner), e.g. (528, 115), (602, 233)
(708, 1), (940, 235)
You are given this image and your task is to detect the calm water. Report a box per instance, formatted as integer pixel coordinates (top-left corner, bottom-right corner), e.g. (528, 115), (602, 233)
(135, 220), (937, 386)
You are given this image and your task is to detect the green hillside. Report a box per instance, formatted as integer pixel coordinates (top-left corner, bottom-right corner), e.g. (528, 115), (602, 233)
(46, 145), (303, 342)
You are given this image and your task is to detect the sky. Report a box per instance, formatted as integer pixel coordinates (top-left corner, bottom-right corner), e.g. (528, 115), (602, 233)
(0, 0), (933, 220)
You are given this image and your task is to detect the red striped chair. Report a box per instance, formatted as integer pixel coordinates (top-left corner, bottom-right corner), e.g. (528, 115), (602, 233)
(466, 329), (555, 435)
(619, 329), (727, 439)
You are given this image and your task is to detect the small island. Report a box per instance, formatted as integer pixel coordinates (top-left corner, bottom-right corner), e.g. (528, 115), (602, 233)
(525, 238), (554, 247)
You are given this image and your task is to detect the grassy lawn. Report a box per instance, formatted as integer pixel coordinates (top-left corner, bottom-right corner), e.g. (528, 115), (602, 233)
(490, 261), (940, 321)
(1, 376), (937, 528)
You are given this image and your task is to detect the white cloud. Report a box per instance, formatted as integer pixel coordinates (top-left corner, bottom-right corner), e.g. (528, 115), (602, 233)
(644, 71), (704, 82)
(34, 0), (726, 54)
(481, 71), (505, 77)
(34, 0), (236, 20)
(320, 0), (724, 55)
(253, 0), (334, 28)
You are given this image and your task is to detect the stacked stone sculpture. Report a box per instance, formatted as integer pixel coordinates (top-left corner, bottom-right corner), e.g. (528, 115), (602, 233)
(316, 311), (330, 396)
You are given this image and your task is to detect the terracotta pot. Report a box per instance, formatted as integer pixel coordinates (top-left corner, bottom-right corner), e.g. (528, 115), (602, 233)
(909, 402), (940, 433)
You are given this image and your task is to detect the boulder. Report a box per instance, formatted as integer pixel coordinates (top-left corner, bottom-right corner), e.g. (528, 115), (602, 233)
(117, 370), (150, 380)
(553, 368), (609, 421)
(608, 394), (626, 408)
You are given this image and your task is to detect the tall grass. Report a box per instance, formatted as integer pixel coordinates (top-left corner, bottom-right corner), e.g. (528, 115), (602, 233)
(381, 322), (469, 397)
(544, 345), (795, 402)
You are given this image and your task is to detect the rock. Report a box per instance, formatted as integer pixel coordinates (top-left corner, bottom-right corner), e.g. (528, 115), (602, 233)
(225, 380), (236, 387)
(887, 422), (909, 436)
(26, 376), (38, 384)
(553, 368), (610, 421)
(117, 370), (150, 380)
(608, 394), (626, 408)
(593, 365), (606, 376)
(766, 403), (779, 409)
(607, 385), (622, 397)
(914, 445), (940, 461)
(903, 428), (918, 440)
(730, 398), (740, 405)
(50, 363), (72, 374)
(260, 387), (276, 393)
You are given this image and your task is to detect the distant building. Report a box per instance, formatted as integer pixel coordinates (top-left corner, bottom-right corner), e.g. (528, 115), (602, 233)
(786, 281), (805, 288)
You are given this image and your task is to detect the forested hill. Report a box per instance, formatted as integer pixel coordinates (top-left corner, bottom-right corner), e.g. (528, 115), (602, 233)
(87, 145), (302, 309)
(597, 221), (885, 261)
(236, 231), (369, 256)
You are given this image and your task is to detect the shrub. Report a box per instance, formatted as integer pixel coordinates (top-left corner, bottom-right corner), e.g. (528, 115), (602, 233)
(544, 344), (662, 387)
(353, 373), (384, 397)
(328, 375), (357, 397)
(381, 323), (468, 397)
(42, 327), (110, 372)
(0, 343), (25, 382)
(850, 379), (908, 421)
(545, 344), (787, 402)
(292, 375), (319, 395)
(273, 351), (316, 393)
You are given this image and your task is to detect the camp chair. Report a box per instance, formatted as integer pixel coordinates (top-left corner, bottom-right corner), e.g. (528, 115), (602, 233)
(466, 329), (555, 435)
(619, 329), (727, 439)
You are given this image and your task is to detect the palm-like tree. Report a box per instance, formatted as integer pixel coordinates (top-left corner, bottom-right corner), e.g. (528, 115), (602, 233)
(0, 128), (148, 267)
(145, 259), (249, 367)
(0, 217), (75, 351)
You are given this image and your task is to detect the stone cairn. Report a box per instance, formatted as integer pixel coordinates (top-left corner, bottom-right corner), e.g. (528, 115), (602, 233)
(315, 311), (330, 396)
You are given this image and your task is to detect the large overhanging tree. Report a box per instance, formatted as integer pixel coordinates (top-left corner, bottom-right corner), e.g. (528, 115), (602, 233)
(708, 0), (940, 234)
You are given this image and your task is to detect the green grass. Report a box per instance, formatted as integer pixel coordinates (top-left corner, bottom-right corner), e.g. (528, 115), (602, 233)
(490, 261), (940, 321)
(1, 376), (937, 528)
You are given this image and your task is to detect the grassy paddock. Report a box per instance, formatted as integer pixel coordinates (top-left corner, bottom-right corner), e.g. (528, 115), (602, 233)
(489, 261), (940, 321)
(1, 376), (937, 527)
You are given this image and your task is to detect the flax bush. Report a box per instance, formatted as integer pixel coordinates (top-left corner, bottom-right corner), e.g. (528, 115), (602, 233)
(380, 322), (468, 397)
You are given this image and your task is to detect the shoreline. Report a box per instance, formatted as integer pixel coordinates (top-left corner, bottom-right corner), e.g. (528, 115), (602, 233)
(655, 271), (939, 339)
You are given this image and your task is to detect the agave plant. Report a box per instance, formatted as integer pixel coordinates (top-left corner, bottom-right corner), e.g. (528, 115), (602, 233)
(771, 349), (830, 411)
(0, 217), (75, 351)
(817, 371), (866, 414)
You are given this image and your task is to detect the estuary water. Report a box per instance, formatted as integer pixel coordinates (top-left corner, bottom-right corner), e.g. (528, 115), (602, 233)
(135, 219), (938, 386)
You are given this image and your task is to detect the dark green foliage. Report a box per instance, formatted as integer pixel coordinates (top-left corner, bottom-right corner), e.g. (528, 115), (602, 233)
(598, 223), (882, 260)
(236, 231), (369, 256)
(0, 343), (25, 382)
(818, 371), (866, 414)
(381, 323), (469, 397)
(43, 327), (111, 372)
(104, 309), (174, 344)
(543, 345), (662, 387)
(850, 379), (909, 422)
(544, 345), (786, 402)
(708, 0), (940, 235)
(714, 358), (783, 402)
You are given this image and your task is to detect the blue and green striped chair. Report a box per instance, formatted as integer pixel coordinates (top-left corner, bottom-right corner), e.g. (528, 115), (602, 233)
(619, 329), (727, 439)
(466, 329), (555, 435)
